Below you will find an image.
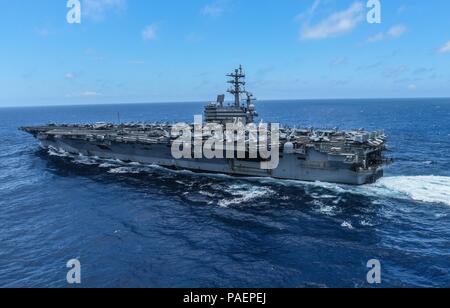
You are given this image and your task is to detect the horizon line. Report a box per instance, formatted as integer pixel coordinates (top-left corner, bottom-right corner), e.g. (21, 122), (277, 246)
(1, 96), (450, 109)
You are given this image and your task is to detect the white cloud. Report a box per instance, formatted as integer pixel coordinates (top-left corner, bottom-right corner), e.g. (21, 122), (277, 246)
(142, 24), (157, 41)
(82, 0), (126, 20)
(383, 65), (409, 78)
(331, 56), (347, 66)
(65, 72), (76, 80)
(81, 91), (102, 97)
(66, 91), (102, 98)
(367, 24), (407, 43)
(387, 25), (407, 38)
(367, 33), (384, 43)
(438, 41), (450, 54)
(408, 84), (417, 91)
(413, 67), (435, 75)
(202, 1), (225, 17)
(296, 0), (321, 22)
(300, 2), (364, 40)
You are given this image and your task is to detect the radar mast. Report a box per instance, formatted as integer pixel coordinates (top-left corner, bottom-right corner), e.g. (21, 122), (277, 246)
(227, 65), (246, 107)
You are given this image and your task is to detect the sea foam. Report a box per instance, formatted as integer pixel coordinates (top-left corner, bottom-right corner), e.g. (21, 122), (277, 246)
(251, 175), (450, 207)
(374, 176), (450, 206)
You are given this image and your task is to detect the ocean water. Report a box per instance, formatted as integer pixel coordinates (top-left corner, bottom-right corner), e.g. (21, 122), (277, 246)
(0, 99), (449, 288)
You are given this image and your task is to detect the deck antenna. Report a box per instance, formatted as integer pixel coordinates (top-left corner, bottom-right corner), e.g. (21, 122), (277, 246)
(227, 65), (246, 107)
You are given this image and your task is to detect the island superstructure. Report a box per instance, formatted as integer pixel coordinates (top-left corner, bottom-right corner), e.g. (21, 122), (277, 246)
(21, 67), (391, 185)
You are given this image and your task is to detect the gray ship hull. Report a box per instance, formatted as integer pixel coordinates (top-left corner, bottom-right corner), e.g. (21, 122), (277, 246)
(39, 137), (383, 185)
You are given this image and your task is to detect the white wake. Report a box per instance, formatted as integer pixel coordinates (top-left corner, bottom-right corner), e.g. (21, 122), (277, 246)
(218, 184), (275, 208)
(46, 148), (450, 206)
(252, 176), (450, 206)
(319, 176), (450, 206)
(373, 176), (450, 206)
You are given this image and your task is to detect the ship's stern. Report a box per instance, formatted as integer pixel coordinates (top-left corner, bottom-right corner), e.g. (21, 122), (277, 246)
(357, 168), (384, 185)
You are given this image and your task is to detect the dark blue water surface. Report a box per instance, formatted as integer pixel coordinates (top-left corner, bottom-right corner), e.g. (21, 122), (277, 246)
(0, 99), (449, 288)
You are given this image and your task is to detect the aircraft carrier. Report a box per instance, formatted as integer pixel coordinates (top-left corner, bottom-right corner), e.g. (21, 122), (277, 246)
(21, 67), (391, 185)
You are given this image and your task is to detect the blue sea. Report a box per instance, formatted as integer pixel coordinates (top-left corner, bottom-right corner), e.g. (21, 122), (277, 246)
(0, 99), (449, 288)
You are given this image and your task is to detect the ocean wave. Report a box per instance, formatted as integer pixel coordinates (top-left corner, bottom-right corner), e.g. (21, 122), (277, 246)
(48, 147), (70, 158)
(99, 163), (119, 168)
(341, 221), (354, 229)
(313, 201), (338, 216)
(253, 175), (450, 207)
(44, 148), (450, 207)
(73, 155), (99, 166)
(360, 220), (375, 227)
(218, 184), (275, 208)
(309, 176), (450, 207)
(199, 190), (218, 198)
(373, 176), (450, 206)
(108, 167), (141, 174)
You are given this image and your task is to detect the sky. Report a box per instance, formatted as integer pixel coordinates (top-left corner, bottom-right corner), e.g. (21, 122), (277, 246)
(0, 0), (450, 107)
